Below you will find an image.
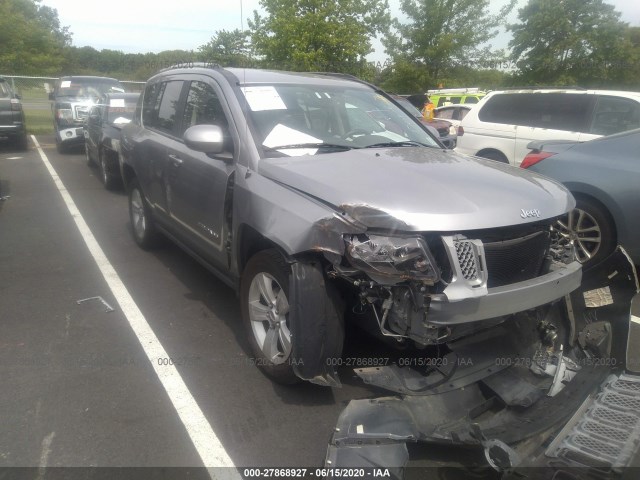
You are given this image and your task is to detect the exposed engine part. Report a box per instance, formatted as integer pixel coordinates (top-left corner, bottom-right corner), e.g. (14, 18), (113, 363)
(537, 320), (558, 346)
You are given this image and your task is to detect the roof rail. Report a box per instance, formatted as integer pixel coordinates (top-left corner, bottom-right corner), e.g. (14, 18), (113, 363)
(497, 85), (588, 91)
(310, 71), (378, 90)
(157, 62), (222, 73)
(426, 87), (483, 94)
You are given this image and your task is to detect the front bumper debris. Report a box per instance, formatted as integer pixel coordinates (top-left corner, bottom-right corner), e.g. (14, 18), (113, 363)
(325, 248), (640, 478)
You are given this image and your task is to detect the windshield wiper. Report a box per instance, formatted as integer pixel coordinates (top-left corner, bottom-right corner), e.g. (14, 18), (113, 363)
(264, 142), (359, 152)
(364, 141), (433, 148)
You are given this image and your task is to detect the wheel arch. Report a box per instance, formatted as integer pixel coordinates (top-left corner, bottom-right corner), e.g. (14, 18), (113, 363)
(476, 148), (509, 163)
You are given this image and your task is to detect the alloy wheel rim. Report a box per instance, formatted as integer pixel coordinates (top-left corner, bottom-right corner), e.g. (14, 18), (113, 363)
(101, 156), (108, 184)
(247, 272), (291, 364)
(554, 208), (602, 263)
(130, 189), (146, 240)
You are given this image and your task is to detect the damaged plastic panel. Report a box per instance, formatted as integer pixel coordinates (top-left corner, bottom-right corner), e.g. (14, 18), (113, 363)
(326, 248), (640, 476)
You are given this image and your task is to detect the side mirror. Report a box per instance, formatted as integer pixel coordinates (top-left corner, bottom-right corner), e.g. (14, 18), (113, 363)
(183, 124), (230, 159)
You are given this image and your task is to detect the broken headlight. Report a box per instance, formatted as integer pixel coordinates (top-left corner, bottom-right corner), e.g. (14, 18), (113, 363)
(345, 235), (440, 285)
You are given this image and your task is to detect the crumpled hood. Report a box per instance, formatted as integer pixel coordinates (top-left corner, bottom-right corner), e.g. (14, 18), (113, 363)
(258, 147), (574, 231)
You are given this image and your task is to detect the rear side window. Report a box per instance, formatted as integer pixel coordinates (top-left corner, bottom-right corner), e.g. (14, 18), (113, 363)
(591, 96), (640, 135)
(436, 108), (454, 120)
(0, 81), (10, 98)
(143, 80), (184, 133)
(479, 93), (593, 132)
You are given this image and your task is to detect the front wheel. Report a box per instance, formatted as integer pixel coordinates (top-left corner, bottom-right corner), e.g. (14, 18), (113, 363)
(240, 249), (299, 385)
(128, 179), (159, 249)
(553, 196), (615, 267)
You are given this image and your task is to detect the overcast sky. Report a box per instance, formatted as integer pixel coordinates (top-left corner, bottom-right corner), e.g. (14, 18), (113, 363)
(42, 0), (640, 64)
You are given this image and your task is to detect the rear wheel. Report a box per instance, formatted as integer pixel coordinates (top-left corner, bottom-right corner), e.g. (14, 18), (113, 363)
(15, 133), (28, 151)
(240, 249), (299, 385)
(553, 196), (615, 266)
(85, 143), (93, 165)
(99, 149), (120, 190)
(128, 179), (159, 249)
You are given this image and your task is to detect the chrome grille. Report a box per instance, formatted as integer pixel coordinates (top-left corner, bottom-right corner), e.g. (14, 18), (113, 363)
(454, 240), (479, 281)
(75, 105), (89, 120)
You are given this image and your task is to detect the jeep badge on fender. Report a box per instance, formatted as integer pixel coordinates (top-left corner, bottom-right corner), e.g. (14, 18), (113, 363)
(521, 209), (541, 219)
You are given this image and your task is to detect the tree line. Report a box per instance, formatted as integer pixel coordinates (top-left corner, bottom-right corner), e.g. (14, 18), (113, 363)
(2, 0), (639, 93)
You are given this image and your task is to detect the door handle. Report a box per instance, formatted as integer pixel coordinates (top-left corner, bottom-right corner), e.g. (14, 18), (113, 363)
(168, 154), (183, 166)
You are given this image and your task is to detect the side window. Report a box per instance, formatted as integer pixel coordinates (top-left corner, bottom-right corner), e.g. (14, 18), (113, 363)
(142, 80), (183, 133)
(479, 93), (592, 132)
(156, 81), (184, 133)
(464, 96), (479, 104)
(479, 94), (531, 124)
(436, 108), (454, 120)
(142, 82), (161, 127)
(591, 96), (640, 136)
(180, 81), (228, 135)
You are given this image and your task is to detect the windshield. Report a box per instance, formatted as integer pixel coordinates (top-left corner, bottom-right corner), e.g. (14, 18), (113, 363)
(393, 97), (423, 119)
(241, 84), (439, 157)
(57, 78), (125, 99)
(106, 98), (138, 124)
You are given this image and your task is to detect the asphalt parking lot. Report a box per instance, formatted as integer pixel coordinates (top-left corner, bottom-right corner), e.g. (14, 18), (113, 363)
(2, 136), (639, 480)
(0, 136), (401, 473)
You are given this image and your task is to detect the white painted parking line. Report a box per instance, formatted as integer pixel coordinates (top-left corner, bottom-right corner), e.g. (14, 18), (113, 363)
(32, 136), (240, 479)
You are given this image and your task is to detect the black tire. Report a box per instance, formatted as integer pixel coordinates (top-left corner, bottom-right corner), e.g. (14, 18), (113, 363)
(128, 178), (159, 249)
(85, 143), (94, 165)
(99, 149), (120, 191)
(478, 150), (508, 163)
(240, 249), (300, 385)
(15, 133), (28, 151)
(55, 134), (68, 154)
(555, 196), (615, 267)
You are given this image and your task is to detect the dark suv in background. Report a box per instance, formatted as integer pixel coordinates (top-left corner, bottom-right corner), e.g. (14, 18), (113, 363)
(0, 76), (28, 150)
(50, 76), (125, 153)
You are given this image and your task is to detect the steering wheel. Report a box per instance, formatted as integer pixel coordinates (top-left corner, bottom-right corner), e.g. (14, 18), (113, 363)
(341, 129), (369, 140)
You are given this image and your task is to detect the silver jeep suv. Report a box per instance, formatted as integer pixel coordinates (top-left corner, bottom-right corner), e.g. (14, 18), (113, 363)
(120, 65), (581, 386)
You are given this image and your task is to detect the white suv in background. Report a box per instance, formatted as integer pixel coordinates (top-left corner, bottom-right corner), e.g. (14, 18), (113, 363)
(455, 89), (640, 165)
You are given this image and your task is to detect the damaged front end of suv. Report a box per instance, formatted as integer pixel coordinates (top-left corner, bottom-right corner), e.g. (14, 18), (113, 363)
(325, 248), (640, 477)
(258, 148), (584, 389)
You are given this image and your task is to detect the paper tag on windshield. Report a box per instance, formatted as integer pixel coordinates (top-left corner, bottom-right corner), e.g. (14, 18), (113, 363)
(110, 99), (126, 108)
(241, 86), (287, 111)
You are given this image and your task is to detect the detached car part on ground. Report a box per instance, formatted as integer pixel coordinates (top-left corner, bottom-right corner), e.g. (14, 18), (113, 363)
(120, 66), (584, 389)
(326, 249), (640, 479)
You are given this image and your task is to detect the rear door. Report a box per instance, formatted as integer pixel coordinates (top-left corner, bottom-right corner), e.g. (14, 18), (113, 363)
(135, 79), (187, 220)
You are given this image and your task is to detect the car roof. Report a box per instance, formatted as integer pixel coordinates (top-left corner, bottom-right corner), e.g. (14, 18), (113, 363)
(151, 66), (372, 89)
(487, 88), (640, 98)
